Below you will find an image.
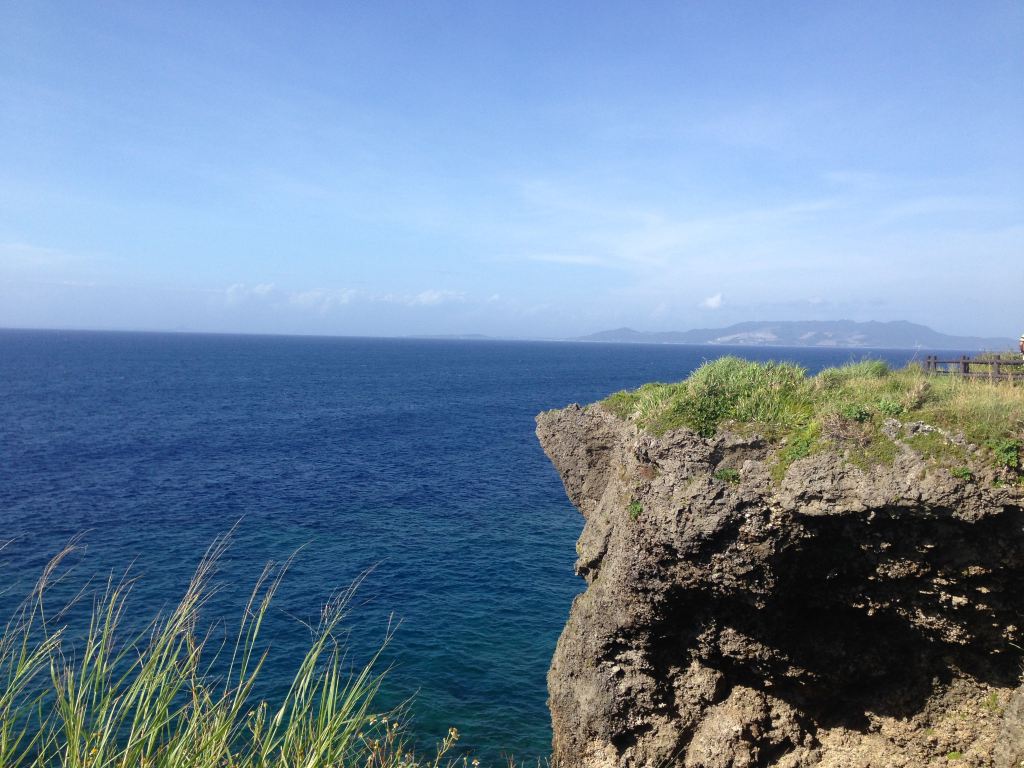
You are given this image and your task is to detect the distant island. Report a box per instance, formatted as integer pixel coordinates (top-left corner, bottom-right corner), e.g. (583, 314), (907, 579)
(575, 320), (1012, 351)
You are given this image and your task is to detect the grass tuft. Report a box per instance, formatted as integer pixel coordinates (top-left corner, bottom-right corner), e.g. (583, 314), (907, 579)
(0, 536), (465, 768)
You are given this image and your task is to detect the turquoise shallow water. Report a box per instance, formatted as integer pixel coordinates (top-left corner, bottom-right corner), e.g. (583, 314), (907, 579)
(0, 330), (938, 760)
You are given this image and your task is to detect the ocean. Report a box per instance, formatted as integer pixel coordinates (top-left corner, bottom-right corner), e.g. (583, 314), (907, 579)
(0, 329), (938, 760)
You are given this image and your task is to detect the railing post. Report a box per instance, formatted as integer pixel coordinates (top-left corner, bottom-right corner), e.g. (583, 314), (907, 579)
(960, 355), (969, 377)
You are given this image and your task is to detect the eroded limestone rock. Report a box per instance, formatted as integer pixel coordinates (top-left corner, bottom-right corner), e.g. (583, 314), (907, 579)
(537, 405), (1024, 767)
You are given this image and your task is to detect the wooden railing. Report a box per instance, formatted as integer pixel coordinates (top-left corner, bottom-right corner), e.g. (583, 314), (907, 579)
(922, 354), (1024, 381)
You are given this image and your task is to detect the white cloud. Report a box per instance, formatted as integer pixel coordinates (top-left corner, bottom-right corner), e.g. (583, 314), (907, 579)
(700, 292), (724, 310)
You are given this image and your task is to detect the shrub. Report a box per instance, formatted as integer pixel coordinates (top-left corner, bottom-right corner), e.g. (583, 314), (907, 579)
(839, 403), (872, 422)
(988, 439), (1020, 470)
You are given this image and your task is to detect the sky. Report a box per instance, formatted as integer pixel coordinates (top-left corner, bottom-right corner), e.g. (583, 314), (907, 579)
(1, 1), (1022, 339)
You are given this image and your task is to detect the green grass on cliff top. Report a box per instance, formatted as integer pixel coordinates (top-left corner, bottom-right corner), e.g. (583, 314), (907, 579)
(602, 358), (1024, 469)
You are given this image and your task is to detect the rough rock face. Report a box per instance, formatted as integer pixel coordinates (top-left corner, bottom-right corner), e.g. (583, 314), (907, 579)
(537, 404), (1024, 768)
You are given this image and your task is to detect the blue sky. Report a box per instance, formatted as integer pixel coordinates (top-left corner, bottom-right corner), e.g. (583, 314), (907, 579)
(1, 1), (1021, 338)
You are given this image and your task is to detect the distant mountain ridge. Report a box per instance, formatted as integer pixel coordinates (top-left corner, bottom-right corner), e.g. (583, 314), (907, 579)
(576, 321), (1012, 351)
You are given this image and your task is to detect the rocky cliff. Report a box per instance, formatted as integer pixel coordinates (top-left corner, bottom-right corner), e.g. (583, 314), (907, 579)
(537, 404), (1024, 767)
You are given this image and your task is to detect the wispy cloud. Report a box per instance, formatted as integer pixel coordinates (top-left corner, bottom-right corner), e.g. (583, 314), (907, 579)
(877, 195), (1017, 224)
(695, 102), (797, 148)
(287, 288), (356, 314)
(0, 242), (79, 270)
(822, 169), (887, 191)
(406, 289), (465, 306)
(577, 198), (840, 272)
(221, 283), (466, 312)
(521, 252), (610, 267)
(510, 179), (843, 277)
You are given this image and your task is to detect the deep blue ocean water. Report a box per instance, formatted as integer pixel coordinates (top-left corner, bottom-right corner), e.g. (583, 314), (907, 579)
(0, 330), (942, 760)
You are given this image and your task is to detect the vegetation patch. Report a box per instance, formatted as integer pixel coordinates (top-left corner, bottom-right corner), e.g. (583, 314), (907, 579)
(772, 421), (822, 483)
(627, 500), (644, 521)
(987, 438), (1020, 470)
(905, 430), (969, 466)
(713, 468), (741, 484)
(839, 403), (872, 423)
(602, 357), (1024, 476)
(848, 434), (899, 472)
(876, 397), (905, 417)
(0, 538), (464, 768)
(982, 690), (1002, 714)
(818, 412), (898, 472)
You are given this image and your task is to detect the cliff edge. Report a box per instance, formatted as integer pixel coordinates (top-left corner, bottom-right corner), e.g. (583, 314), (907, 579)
(537, 361), (1024, 767)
